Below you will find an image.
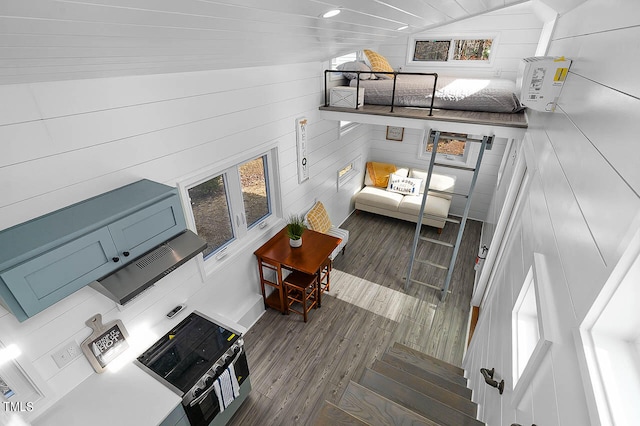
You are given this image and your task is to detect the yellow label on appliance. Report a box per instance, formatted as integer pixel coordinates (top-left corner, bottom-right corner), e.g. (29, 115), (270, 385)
(227, 333), (236, 341)
(554, 67), (569, 82)
(169, 334), (175, 340)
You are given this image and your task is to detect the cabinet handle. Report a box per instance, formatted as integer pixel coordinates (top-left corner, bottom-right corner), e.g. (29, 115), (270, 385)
(112, 257), (120, 263)
(123, 251), (130, 257)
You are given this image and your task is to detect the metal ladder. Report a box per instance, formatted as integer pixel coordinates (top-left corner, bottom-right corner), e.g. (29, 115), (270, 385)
(405, 130), (492, 301)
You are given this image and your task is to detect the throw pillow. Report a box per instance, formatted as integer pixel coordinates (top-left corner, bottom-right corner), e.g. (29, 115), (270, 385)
(305, 201), (332, 234)
(365, 162), (397, 188)
(387, 174), (422, 196)
(336, 61), (375, 80)
(363, 49), (394, 79)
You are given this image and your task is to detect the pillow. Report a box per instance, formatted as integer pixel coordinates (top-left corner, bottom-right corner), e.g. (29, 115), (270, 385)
(363, 49), (394, 80)
(365, 161), (397, 188)
(336, 61), (375, 80)
(387, 174), (422, 196)
(364, 165), (408, 186)
(305, 201), (332, 234)
(409, 169), (456, 199)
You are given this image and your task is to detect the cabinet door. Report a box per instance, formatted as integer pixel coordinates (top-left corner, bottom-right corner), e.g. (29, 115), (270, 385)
(0, 228), (119, 317)
(108, 194), (187, 260)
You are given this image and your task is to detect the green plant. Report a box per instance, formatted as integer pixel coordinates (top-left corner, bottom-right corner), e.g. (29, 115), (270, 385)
(286, 214), (306, 240)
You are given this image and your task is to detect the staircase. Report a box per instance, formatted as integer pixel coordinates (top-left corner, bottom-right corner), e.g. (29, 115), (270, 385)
(314, 342), (483, 426)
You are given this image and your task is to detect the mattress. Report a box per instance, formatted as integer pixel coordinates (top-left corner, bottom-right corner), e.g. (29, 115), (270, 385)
(349, 75), (523, 113)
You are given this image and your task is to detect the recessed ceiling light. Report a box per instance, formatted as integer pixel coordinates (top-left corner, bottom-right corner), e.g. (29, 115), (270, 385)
(397, 25), (409, 31)
(322, 9), (341, 18)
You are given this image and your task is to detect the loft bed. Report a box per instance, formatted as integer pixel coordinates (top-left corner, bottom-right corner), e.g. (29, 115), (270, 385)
(320, 69), (528, 129)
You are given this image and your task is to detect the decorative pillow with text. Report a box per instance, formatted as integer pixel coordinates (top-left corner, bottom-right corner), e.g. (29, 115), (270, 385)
(386, 174), (422, 195)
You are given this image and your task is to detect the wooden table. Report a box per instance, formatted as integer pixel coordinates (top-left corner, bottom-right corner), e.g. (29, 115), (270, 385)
(254, 227), (341, 314)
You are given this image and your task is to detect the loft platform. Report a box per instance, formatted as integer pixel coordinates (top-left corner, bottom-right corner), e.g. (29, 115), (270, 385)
(319, 104), (528, 140)
(319, 104), (527, 128)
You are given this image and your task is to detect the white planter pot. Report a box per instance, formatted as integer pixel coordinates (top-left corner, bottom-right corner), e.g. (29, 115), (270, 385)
(289, 237), (302, 248)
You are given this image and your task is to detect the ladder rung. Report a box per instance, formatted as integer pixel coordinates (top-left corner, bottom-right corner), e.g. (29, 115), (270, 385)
(419, 237), (454, 248)
(408, 278), (452, 293)
(415, 259), (449, 270)
(434, 163), (476, 172)
(427, 188), (469, 198)
(445, 217), (460, 224)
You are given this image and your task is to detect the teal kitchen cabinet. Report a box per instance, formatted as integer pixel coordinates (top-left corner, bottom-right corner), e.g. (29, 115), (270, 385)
(0, 180), (187, 322)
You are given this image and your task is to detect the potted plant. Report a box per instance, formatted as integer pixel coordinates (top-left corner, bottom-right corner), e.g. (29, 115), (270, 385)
(287, 214), (306, 247)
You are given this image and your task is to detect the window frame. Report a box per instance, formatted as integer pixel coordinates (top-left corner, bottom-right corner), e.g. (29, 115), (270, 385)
(177, 145), (281, 277)
(417, 130), (480, 168)
(337, 155), (362, 190)
(406, 33), (498, 68)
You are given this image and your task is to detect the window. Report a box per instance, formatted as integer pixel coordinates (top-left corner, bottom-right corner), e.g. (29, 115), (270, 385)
(577, 235), (640, 425)
(511, 254), (553, 404)
(339, 120), (359, 136)
(337, 155), (361, 189)
(182, 150), (278, 264)
(418, 130), (479, 166)
(409, 36), (495, 64)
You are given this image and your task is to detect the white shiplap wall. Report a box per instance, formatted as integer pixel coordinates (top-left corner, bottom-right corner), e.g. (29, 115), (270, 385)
(464, 1), (640, 425)
(368, 126), (510, 221)
(0, 62), (370, 413)
(375, 2), (544, 81)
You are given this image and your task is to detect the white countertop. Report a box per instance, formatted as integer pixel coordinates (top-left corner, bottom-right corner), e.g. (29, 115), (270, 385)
(30, 308), (246, 426)
(32, 361), (181, 426)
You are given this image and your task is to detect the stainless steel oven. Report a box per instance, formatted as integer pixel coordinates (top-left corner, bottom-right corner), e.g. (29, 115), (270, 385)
(135, 311), (250, 426)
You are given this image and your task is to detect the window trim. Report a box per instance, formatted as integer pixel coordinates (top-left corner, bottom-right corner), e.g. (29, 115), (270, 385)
(406, 33), (499, 68)
(337, 155), (362, 190)
(417, 129), (480, 168)
(511, 253), (554, 405)
(177, 144), (282, 278)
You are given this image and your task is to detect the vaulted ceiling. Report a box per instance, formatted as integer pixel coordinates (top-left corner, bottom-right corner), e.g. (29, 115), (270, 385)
(2, 0), (540, 85)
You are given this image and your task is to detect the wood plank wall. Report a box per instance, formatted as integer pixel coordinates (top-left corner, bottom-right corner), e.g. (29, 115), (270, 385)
(375, 2), (543, 81)
(463, 1), (640, 425)
(0, 62), (370, 411)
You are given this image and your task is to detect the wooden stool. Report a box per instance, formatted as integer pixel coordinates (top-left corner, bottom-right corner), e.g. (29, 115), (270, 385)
(284, 270), (318, 322)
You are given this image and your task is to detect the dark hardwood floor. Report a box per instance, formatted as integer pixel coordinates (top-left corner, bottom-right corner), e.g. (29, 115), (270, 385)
(228, 211), (482, 425)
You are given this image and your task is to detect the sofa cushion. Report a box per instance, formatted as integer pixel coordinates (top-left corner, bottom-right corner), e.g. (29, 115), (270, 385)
(305, 201), (332, 233)
(409, 169), (456, 200)
(364, 162), (397, 187)
(355, 186), (403, 211)
(387, 173), (422, 196)
(398, 193), (451, 219)
(365, 164), (408, 186)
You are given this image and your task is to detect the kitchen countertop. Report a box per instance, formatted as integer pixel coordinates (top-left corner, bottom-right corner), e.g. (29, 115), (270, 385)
(30, 308), (247, 426)
(31, 361), (182, 426)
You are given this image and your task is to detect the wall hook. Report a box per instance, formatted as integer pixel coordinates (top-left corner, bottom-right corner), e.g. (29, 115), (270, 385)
(480, 367), (504, 394)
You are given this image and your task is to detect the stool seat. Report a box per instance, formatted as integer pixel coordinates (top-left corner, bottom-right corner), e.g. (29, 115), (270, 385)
(284, 270), (318, 322)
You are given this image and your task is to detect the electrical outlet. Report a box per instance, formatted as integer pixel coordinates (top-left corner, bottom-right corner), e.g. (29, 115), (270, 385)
(52, 340), (82, 369)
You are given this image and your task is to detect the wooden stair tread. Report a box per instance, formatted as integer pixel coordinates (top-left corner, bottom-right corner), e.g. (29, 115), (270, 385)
(314, 401), (371, 425)
(339, 381), (439, 426)
(386, 347), (468, 387)
(371, 360), (477, 418)
(359, 368), (483, 426)
(382, 352), (472, 399)
(392, 343), (465, 376)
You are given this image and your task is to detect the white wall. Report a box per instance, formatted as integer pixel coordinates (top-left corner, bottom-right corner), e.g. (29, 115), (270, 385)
(368, 126), (510, 221)
(375, 2), (544, 81)
(0, 62), (370, 414)
(464, 1), (640, 425)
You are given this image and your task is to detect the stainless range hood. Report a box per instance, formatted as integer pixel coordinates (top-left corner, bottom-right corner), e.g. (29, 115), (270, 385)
(90, 230), (207, 305)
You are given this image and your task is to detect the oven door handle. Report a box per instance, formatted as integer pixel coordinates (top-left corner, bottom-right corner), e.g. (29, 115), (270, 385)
(189, 348), (243, 408)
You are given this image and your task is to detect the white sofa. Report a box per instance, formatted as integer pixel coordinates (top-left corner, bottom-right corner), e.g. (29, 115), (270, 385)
(354, 164), (456, 232)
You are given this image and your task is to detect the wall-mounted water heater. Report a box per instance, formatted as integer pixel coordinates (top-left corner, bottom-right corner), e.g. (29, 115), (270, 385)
(516, 56), (572, 112)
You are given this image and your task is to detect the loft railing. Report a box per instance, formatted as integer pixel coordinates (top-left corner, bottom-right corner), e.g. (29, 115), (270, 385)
(323, 69), (438, 116)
